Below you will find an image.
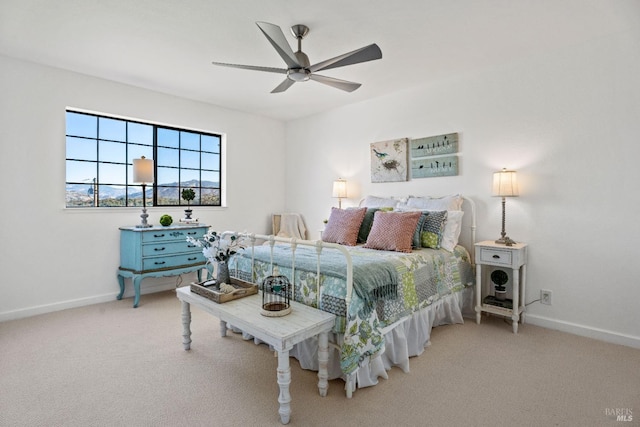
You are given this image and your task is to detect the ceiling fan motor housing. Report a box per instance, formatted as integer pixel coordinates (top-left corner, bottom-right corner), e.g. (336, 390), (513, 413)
(287, 68), (310, 82)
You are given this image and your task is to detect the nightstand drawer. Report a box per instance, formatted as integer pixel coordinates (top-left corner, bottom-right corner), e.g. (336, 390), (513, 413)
(142, 241), (200, 257)
(479, 248), (512, 266)
(142, 253), (206, 270)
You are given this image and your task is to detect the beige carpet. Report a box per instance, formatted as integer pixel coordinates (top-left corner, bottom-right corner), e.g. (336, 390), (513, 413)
(1, 289), (638, 427)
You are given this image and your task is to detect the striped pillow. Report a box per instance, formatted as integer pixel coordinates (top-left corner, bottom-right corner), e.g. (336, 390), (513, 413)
(322, 207), (367, 246)
(364, 211), (422, 253)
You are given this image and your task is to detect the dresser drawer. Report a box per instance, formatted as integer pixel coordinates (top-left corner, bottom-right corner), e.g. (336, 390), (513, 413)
(141, 227), (206, 243)
(142, 241), (200, 257)
(479, 247), (512, 266)
(142, 252), (206, 270)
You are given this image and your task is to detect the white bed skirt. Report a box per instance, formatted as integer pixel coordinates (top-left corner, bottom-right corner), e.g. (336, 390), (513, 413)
(287, 286), (475, 390)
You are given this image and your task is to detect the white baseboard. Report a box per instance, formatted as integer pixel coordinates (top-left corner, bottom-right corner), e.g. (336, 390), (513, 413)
(525, 314), (640, 350)
(0, 283), (177, 322)
(4, 288), (640, 352)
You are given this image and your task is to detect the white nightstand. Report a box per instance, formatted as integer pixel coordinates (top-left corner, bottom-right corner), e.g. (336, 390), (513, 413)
(474, 240), (528, 333)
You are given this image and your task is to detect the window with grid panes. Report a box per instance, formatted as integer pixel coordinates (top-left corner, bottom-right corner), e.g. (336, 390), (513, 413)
(65, 110), (222, 208)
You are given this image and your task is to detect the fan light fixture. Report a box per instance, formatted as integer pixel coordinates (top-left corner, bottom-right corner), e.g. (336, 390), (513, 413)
(492, 168), (519, 246)
(133, 156), (154, 228)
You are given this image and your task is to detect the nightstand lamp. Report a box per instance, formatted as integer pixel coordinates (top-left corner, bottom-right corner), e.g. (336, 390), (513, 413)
(133, 156), (154, 228)
(493, 168), (518, 246)
(332, 178), (347, 209)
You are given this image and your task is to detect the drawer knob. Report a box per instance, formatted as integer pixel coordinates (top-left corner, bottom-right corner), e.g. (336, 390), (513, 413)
(188, 257), (197, 261)
(154, 247), (166, 252)
(492, 255), (500, 259)
(154, 261), (166, 265)
(153, 234), (165, 238)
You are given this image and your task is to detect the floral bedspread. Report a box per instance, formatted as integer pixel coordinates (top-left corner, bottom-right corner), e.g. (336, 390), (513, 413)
(229, 244), (473, 375)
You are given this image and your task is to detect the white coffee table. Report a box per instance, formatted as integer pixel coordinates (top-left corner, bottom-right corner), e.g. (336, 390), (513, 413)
(176, 287), (336, 425)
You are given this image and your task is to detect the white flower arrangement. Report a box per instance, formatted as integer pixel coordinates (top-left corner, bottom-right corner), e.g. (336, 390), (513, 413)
(186, 230), (245, 264)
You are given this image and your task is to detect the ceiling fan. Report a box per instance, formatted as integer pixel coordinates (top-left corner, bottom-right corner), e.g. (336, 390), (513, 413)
(211, 21), (382, 93)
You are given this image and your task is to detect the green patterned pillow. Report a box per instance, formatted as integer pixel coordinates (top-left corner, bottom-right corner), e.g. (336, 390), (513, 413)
(412, 212), (428, 248)
(420, 210), (448, 249)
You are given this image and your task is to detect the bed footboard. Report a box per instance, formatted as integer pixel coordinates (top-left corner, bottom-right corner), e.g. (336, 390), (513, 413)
(225, 233), (358, 397)
(228, 233), (354, 309)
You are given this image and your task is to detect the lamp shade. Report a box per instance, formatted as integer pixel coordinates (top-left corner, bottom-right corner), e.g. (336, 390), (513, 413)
(332, 179), (347, 198)
(492, 169), (518, 197)
(133, 156), (154, 184)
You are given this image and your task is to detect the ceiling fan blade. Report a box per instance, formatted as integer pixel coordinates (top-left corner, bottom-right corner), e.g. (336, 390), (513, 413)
(211, 61), (287, 74)
(309, 74), (362, 92)
(271, 78), (296, 93)
(255, 21), (301, 69)
(309, 43), (382, 73)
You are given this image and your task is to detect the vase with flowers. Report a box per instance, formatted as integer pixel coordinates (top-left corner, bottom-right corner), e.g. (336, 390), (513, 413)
(186, 230), (245, 284)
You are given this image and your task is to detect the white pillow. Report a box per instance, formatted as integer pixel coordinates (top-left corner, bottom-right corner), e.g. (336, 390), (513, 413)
(441, 210), (464, 252)
(406, 194), (463, 211)
(361, 195), (399, 208)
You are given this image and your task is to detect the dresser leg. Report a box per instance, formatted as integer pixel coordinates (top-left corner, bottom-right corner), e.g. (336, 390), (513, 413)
(133, 276), (143, 308)
(116, 273), (125, 300)
(277, 349), (292, 424)
(317, 332), (329, 397)
(181, 301), (192, 350)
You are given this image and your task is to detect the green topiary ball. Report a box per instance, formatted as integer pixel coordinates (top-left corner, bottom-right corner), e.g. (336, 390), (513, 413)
(159, 214), (173, 226)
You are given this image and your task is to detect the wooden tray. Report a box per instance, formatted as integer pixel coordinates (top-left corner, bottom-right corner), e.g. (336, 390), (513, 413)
(190, 277), (258, 303)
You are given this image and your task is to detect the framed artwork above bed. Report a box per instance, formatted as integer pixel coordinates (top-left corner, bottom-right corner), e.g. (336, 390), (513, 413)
(410, 132), (459, 178)
(370, 138), (409, 182)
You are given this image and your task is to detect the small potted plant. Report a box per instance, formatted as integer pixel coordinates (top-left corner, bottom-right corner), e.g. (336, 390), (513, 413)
(159, 214), (173, 227)
(181, 188), (196, 221)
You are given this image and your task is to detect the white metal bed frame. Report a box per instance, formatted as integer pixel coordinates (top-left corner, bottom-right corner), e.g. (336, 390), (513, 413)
(225, 196), (476, 397)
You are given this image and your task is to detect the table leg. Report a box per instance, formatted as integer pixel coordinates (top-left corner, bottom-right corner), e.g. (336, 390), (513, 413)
(181, 301), (192, 350)
(317, 332), (329, 397)
(219, 320), (227, 337)
(511, 267), (520, 334)
(520, 264), (527, 324)
(277, 349), (292, 425)
(475, 264), (482, 324)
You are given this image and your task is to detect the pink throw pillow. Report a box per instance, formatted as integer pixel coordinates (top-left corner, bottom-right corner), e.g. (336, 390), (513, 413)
(322, 207), (367, 246)
(364, 211), (422, 253)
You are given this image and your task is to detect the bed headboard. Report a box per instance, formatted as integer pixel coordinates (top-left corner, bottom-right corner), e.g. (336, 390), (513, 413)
(458, 196), (477, 263)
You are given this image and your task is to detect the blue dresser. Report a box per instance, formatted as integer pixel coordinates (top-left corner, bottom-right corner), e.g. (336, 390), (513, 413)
(117, 224), (209, 307)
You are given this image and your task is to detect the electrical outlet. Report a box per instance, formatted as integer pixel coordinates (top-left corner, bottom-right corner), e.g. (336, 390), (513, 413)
(540, 290), (552, 305)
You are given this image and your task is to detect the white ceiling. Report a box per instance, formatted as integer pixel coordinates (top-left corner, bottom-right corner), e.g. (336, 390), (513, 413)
(1, 0), (638, 121)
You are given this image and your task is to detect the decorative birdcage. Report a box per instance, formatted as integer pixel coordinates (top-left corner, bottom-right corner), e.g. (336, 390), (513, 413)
(261, 275), (292, 317)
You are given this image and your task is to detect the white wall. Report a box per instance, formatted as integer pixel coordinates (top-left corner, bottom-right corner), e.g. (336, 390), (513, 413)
(2, 26), (639, 348)
(0, 55), (286, 319)
(285, 30), (640, 346)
